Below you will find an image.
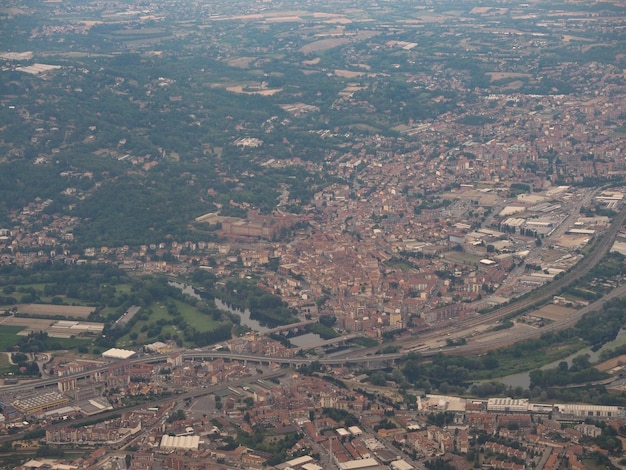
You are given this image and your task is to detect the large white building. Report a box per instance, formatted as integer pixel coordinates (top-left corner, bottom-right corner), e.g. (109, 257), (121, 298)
(101, 348), (136, 360)
(159, 435), (200, 450)
(487, 398), (529, 413)
(555, 404), (626, 419)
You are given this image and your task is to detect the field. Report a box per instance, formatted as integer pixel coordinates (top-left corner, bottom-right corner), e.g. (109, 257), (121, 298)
(0, 325), (24, 350)
(1, 316), (55, 331)
(117, 297), (229, 347)
(173, 300), (222, 333)
(596, 354), (626, 372)
(474, 339), (585, 380)
(334, 69), (366, 78)
(443, 251), (483, 265)
(0, 316), (103, 339)
(532, 304), (576, 322)
(225, 85), (281, 96)
(15, 304), (95, 319)
(226, 57), (256, 68)
(556, 234), (591, 249)
(486, 72), (531, 82)
(299, 38), (351, 54)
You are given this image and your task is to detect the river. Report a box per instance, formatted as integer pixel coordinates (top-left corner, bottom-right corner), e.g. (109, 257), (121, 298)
(169, 281), (272, 332)
(170, 281), (323, 343)
(214, 298), (270, 333)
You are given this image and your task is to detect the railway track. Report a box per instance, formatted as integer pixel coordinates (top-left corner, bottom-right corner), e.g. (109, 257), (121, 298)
(340, 202), (626, 358)
(412, 203), (626, 353)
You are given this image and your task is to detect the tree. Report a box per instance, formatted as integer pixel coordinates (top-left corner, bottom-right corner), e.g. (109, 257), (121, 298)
(370, 371), (387, 386)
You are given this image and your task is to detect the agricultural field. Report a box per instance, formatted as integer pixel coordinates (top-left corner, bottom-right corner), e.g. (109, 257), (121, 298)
(0, 316), (103, 338)
(0, 317), (55, 332)
(0, 325), (24, 351)
(14, 304), (95, 319)
(486, 72), (531, 81)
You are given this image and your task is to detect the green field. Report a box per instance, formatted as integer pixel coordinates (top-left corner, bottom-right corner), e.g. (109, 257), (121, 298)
(117, 297), (229, 347)
(0, 325), (24, 351)
(443, 251), (483, 266)
(597, 330), (626, 357)
(475, 339), (584, 380)
(173, 299), (221, 332)
(0, 350), (18, 376)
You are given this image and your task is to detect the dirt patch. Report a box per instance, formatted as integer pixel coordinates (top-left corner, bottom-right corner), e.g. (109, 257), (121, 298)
(2, 316), (56, 331)
(334, 69), (365, 78)
(596, 354), (626, 372)
(472, 322), (535, 344)
(556, 234), (591, 249)
(302, 57), (320, 65)
(225, 86), (281, 95)
(300, 38), (351, 54)
(226, 57), (256, 68)
(487, 72), (531, 82)
(532, 304), (576, 321)
(16, 304), (95, 319)
(503, 80), (525, 90)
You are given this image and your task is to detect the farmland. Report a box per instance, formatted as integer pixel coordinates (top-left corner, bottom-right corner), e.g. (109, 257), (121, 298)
(14, 304), (95, 319)
(0, 325), (24, 351)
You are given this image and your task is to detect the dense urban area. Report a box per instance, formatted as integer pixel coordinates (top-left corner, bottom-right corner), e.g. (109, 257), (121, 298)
(2, 0), (626, 468)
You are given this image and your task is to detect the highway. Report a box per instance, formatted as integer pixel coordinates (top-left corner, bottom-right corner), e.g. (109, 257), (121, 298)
(0, 350), (405, 394)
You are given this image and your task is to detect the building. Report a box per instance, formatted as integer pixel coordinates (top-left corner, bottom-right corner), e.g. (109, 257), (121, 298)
(159, 435), (200, 451)
(13, 391), (69, 414)
(556, 404), (626, 419)
(102, 348), (136, 360)
(487, 398), (529, 413)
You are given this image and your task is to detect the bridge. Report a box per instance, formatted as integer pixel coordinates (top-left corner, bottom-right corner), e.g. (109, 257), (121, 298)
(262, 320), (316, 335)
(0, 350), (403, 394)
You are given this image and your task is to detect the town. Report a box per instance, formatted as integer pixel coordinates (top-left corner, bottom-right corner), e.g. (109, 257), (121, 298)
(2, 0), (626, 468)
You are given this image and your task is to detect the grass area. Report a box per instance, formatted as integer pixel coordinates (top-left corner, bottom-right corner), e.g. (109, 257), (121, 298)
(117, 296), (230, 347)
(349, 337), (378, 348)
(0, 352), (17, 376)
(597, 330), (626, 357)
(443, 251), (483, 266)
(36, 295), (91, 306)
(0, 354), (11, 368)
(384, 259), (414, 272)
(0, 325), (24, 350)
(472, 339), (585, 380)
(113, 283), (133, 294)
(0, 454), (29, 469)
(49, 337), (93, 349)
(98, 306), (120, 320)
(173, 299), (221, 333)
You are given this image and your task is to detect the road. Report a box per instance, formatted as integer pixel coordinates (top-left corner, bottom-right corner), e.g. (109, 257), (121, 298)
(2, 199), (625, 395)
(0, 368), (289, 444)
(333, 200), (626, 359)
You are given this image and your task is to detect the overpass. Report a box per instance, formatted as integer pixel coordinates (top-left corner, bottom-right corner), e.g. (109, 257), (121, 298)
(0, 350), (403, 394)
(263, 319), (316, 335)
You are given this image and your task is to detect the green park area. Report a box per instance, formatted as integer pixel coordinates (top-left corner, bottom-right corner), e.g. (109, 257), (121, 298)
(117, 297), (231, 348)
(0, 326), (23, 352)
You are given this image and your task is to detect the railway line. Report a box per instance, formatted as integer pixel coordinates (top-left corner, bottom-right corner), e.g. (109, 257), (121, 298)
(2, 198), (625, 396)
(340, 201), (626, 358)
